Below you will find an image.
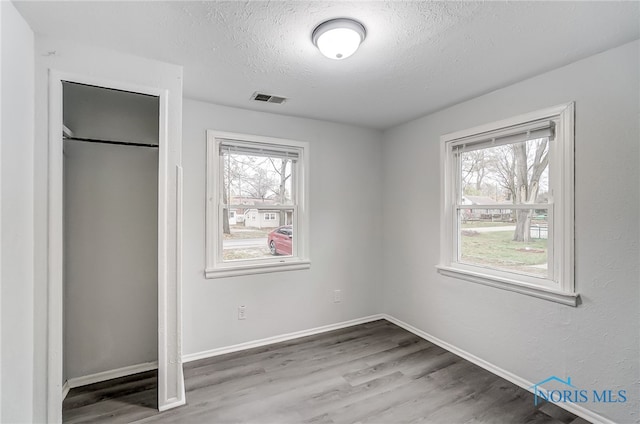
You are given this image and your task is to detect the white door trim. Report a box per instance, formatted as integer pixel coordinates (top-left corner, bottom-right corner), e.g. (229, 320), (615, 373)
(46, 70), (185, 422)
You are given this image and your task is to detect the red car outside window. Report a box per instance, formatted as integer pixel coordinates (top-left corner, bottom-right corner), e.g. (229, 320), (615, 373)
(268, 225), (292, 256)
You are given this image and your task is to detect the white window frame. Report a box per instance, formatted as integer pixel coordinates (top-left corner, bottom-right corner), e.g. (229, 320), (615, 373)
(205, 130), (310, 278)
(437, 103), (578, 306)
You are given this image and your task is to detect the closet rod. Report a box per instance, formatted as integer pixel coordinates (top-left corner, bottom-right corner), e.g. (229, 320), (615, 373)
(63, 136), (158, 149)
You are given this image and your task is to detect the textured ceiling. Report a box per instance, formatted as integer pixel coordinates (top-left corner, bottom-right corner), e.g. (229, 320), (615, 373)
(14, 1), (640, 130)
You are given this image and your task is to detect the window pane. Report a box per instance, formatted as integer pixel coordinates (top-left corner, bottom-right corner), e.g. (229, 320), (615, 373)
(222, 151), (294, 206)
(459, 137), (550, 205)
(459, 208), (548, 277)
(222, 209), (295, 261)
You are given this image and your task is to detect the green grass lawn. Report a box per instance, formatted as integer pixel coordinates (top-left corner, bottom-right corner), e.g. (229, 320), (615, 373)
(461, 230), (547, 275)
(223, 226), (271, 239)
(461, 221), (514, 228)
(223, 247), (272, 260)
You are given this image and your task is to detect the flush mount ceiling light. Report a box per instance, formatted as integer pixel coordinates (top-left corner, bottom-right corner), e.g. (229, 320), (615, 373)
(312, 18), (366, 60)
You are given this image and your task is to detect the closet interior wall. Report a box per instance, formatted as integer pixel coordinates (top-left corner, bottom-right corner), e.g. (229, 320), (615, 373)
(62, 82), (159, 385)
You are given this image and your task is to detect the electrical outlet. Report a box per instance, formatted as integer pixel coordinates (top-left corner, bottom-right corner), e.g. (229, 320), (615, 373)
(238, 305), (246, 320)
(333, 289), (342, 303)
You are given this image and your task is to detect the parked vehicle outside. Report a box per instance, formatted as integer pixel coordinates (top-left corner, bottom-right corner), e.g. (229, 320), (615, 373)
(268, 225), (292, 255)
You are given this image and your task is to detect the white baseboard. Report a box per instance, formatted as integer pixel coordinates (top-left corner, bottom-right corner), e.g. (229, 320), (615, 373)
(67, 361), (158, 389)
(65, 314), (612, 423)
(182, 314), (385, 363)
(61, 380), (70, 400)
(381, 314), (614, 424)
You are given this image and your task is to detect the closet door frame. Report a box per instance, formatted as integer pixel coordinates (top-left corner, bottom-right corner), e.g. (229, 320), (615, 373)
(46, 70), (185, 422)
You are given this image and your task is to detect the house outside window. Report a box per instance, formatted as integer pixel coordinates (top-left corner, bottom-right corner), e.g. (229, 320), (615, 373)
(438, 103), (577, 306)
(205, 131), (310, 278)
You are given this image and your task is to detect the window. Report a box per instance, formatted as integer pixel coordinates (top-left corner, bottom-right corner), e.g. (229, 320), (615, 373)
(438, 103), (577, 306)
(205, 131), (310, 278)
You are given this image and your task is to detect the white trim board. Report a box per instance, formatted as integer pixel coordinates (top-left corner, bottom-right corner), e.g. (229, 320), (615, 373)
(182, 314), (385, 363)
(46, 69), (185, 421)
(61, 317), (386, 393)
(381, 314), (616, 424)
(159, 399), (188, 412)
(66, 361), (158, 390)
(61, 381), (70, 401)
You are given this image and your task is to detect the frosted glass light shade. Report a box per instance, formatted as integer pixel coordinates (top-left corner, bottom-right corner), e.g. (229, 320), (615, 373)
(312, 18), (366, 60)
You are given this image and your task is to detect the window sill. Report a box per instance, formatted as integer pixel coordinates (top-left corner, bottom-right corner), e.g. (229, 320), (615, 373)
(205, 260), (311, 279)
(436, 265), (579, 307)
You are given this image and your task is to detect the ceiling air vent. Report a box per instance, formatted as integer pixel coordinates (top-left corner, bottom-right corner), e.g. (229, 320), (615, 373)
(251, 92), (287, 105)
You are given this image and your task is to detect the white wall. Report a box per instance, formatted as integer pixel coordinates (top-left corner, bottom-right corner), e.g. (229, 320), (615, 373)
(63, 140), (158, 381)
(12, 16), (635, 424)
(0, 1), (34, 422)
(182, 99), (383, 356)
(381, 40), (639, 423)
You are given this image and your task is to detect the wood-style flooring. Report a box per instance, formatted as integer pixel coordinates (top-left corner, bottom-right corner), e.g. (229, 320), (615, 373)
(63, 320), (588, 423)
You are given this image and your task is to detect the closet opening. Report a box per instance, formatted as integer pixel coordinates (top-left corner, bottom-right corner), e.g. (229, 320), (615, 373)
(61, 81), (160, 420)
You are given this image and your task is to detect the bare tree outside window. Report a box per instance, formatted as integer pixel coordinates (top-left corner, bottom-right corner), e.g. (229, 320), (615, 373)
(219, 149), (294, 260)
(269, 157), (292, 226)
(512, 139), (549, 242)
(460, 138), (549, 243)
(440, 104), (575, 303)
